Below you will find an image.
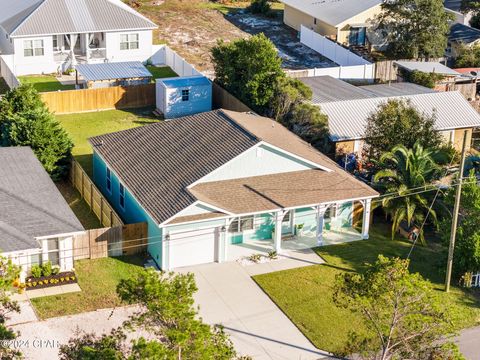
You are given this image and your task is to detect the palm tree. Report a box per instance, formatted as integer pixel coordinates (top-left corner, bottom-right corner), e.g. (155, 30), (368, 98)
(374, 143), (442, 244)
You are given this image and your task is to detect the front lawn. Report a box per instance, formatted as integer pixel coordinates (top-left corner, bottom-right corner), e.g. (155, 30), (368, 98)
(253, 223), (480, 355)
(31, 255), (145, 319)
(56, 107), (158, 176)
(19, 74), (75, 92)
(146, 65), (178, 80)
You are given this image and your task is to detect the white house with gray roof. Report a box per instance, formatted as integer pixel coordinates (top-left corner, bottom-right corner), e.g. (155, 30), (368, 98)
(0, 147), (84, 280)
(0, 0), (157, 76)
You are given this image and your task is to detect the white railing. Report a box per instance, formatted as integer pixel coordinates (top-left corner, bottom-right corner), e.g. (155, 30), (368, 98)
(150, 45), (202, 77)
(298, 26), (375, 81)
(471, 273), (480, 287)
(0, 54), (20, 89)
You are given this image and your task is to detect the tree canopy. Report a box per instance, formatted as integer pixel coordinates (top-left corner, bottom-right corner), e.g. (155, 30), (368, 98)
(334, 255), (462, 359)
(60, 269), (239, 360)
(0, 85), (73, 180)
(364, 99), (443, 160)
(455, 44), (480, 68)
(377, 0), (453, 59)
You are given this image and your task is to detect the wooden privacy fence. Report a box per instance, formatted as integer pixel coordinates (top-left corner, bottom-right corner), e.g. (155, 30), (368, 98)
(70, 159), (124, 228)
(41, 84), (156, 114)
(212, 82), (252, 112)
(73, 222), (148, 260)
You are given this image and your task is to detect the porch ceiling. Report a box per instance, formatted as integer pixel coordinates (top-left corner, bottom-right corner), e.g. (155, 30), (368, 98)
(189, 169), (378, 215)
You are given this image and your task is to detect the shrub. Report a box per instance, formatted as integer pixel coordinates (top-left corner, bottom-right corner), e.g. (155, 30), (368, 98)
(51, 265), (60, 275)
(30, 264), (42, 278)
(247, 0), (272, 15)
(41, 261), (52, 277)
(267, 250), (278, 260)
(403, 70), (444, 89)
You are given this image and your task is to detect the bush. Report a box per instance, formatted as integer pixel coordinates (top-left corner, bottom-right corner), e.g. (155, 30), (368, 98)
(51, 265), (60, 275)
(247, 0), (272, 15)
(30, 264), (42, 278)
(404, 70), (444, 89)
(41, 261), (52, 277)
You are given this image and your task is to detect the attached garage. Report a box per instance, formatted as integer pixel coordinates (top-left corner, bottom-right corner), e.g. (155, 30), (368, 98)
(167, 227), (220, 269)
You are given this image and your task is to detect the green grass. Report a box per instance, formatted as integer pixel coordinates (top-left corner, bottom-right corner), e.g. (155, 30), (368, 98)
(56, 180), (101, 230)
(56, 107), (159, 176)
(19, 74), (75, 92)
(146, 65), (178, 80)
(254, 223), (480, 355)
(31, 255), (145, 319)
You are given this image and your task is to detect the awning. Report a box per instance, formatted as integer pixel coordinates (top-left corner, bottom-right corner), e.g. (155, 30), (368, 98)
(76, 61), (152, 82)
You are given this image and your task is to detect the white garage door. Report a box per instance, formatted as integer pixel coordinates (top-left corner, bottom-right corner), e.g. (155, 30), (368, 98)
(168, 227), (218, 269)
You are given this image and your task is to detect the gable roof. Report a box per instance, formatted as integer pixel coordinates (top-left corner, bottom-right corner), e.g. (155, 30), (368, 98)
(301, 76), (435, 104)
(444, 0), (463, 12)
(90, 110), (371, 225)
(449, 23), (480, 44)
(76, 61), (152, 82)
(0, 147), (84, 253)
(0, 0), (156, 38)
(320, 91), (480, 141)
(281, 0), (382, 27)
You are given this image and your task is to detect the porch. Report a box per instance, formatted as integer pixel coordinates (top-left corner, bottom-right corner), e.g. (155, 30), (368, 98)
(53, 33), (108, 67)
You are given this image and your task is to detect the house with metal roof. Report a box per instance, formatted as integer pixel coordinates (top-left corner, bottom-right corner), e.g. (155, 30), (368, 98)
(280, 0), (383, 47)
(0, 147), (84, 280)
(89, 109), (378, 270)
(0, 0), (157, 76)
(301, 76), (480, 156)
(448, 23), (480, 59)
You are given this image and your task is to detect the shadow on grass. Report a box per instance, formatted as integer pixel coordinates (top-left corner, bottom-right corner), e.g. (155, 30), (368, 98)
(74, 154), (94, 177)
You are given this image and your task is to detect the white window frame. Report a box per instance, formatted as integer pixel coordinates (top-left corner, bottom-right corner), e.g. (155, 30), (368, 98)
(119, 183), (126, 210)
(120, 33), (139, 50)
(24, 39), (44, 57)
(181, 89), (190, 102)
(106, 168), (112, 193)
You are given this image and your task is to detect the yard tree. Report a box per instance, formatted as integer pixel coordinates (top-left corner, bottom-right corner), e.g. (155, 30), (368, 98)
(377, 0), (453, 59)
(440, 172), (480, 281)
(364, 99), (443, 161)
(211, 33), (284, 112)
(60, 269), (238, 360)
(333, 255), (462, 360)
(0, 256), (22, 360)
(455, 44), (480, 67)
(0, 85), (73, 180)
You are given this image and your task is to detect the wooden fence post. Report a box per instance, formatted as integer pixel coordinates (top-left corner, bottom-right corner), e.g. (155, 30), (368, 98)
(81, 171), (85, 198)
(100, 198), (104, 227)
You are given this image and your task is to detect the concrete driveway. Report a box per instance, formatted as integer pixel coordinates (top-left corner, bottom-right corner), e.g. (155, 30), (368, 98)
(177, 249), (331, 360)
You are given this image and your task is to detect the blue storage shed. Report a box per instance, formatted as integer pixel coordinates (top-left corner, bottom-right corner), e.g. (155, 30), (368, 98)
(156, 76), (212, 119)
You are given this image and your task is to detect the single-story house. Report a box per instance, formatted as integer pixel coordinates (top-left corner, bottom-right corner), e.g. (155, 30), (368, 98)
(280, 0), (383, 47)
(0, 147), (84, 280)
(89, 110), (379, 270)
(156, 76), (212, 119)
(395, 61), (461, 79)
(0, 0), (157, 76)
(299, 76), (480, 156)
(75, 61), (153, 89)
(448, 23), (480, 59)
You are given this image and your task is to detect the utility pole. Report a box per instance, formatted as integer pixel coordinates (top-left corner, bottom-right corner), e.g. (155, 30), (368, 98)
(445, 130), (468, 292)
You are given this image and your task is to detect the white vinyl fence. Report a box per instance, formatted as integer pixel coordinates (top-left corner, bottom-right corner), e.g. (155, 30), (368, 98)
(298, 26), (374, 81)
(150, 45), (202, 77)
(471, 273), (480, 287)
(0, 54), (20, 89)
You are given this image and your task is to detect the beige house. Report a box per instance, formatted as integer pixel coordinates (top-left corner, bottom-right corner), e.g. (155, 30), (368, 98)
(299, 76), (480, 156)
(281, 0), (383, 47)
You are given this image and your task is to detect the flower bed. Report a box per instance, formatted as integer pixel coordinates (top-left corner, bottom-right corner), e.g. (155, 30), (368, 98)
(25, 271), (77, 290)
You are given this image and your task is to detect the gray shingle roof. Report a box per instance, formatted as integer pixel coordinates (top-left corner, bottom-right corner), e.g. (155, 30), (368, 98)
(76, 61), (152, 82)
(0, 0), (157, 37)
(281, 0), (382, 27)
(320, 91), (480, 141)
(449, 23), (480, 44)
(89, 110), (259, 225)
(0, 147), (84, 253)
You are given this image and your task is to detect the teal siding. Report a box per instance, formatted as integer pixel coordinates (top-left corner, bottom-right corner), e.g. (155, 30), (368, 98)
(229, 214), (274, 244)
(92, 151), (163, 267)
(294, 208), (317, 233)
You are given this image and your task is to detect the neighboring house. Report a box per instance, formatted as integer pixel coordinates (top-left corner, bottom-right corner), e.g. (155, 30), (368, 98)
(448, 23), (480, 59)
(89, 110), (378, 270)
(0, 0), (157, 76)
(0, 147), (84, 280)
(156, 76), (212, 119)
(299, 76), (480, 155)
(444, 0), (473, 25)
(75, 61), (152, 89)
(280, 0), (383, 47)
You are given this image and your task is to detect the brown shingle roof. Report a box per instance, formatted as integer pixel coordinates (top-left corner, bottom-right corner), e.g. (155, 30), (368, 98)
(189, 169), (378, 215)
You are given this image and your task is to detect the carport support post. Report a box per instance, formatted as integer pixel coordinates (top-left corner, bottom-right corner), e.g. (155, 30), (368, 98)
(362, 199), (372, 239)
(316, 205), (327, 246)
(274, 211), (284, 253)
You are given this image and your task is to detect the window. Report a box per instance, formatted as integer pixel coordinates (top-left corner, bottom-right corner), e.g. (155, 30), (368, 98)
(240, 216), (254, 231)
(53, 36), (58, 50)
(119, 183), (125, 209)
(282, 211), (290, 223)
(181, 89), (190, 102)
(24, 39), (44, 57)
(120, 33), (139, 50)
(228, 218), (239, 233)
(314, 18), (317, 25)
(106, 168), (112, 193)
(30, 253), (41, 267)
(47, 238), (59, 266)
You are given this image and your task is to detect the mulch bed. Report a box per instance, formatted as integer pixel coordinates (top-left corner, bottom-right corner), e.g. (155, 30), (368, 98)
(25, 271), (77, 290)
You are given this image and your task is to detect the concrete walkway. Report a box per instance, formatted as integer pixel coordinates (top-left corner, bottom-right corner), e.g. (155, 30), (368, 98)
(177, 248), (331, 360)
(456, 326), (480, 360)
